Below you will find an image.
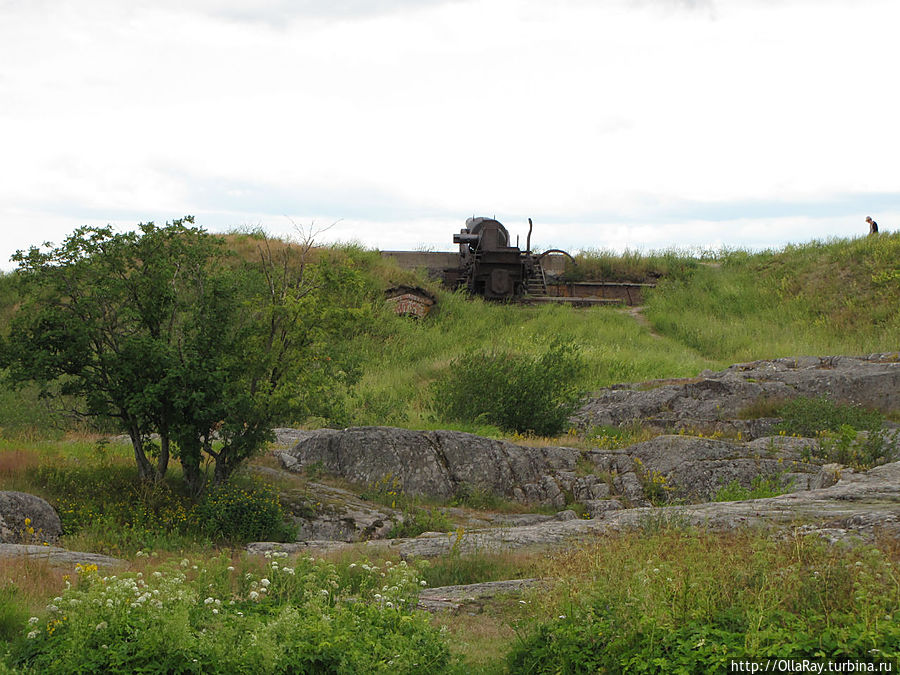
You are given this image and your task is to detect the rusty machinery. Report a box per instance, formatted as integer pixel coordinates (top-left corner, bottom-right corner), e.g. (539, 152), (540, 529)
(448, 216), (574, 300)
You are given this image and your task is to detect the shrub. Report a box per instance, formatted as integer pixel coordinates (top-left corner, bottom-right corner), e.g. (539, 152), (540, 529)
(430, 339), (585, 436)
(776, 396), (884, 437)
(193, 479), (295, 544)
(388, 506), (452, 539)
(814, 425), (898, 470)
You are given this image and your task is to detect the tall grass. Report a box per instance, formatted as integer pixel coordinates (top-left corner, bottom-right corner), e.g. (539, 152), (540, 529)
(348, 293), (718, 427)
(644, 234), (900, 360)
(510, 529), (900, 671)
(565, 247), (706, 283)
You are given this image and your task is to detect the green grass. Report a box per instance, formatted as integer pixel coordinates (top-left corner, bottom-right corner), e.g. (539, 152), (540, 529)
(510, 529), (900, 672)
(349, 293), (719, 428)
(644, 234), (900, 361)
(0, 438), (294, 556)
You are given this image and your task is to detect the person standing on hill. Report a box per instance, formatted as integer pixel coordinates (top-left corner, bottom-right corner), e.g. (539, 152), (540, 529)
(866, 216), (879, 235)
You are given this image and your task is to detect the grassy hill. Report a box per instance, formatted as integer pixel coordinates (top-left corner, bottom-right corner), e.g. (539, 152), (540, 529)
(1, 231), (898, 438)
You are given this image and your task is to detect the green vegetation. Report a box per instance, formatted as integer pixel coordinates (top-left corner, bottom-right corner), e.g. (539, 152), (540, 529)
(713, 474), (793, 502)
(644, 234), (900, 361)
(564, 247), (704, 283)
(1, 439), (295, 555)
(2, 228), (900, 672)
(776, 395), (885, 438)
(6, 555), (448, 674)
(430, 339), (585, 436)
(509, 530), (900, 672)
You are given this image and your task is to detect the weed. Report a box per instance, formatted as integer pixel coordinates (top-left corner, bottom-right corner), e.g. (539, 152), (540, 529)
(632, 457), (674, 505)
(776, 395), (884, 438)
(713, 474), (794, 502)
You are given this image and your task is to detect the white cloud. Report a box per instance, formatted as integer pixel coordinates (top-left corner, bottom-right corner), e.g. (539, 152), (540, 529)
(1, 0), (898, 269)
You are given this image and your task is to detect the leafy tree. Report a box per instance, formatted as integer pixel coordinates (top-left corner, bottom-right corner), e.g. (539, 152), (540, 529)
(1, 218), (364, 492)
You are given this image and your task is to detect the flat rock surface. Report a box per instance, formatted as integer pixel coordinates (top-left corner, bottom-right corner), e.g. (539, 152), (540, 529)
(574, 353), (900, 436)
(417, 578), (542, 612)
(0, 544), (125, 567)
(249, 460), (900, 557)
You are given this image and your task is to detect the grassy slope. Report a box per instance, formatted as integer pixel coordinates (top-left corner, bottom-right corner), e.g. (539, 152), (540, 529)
(644, 234), (900, 360)
(2, 232), (898, 436)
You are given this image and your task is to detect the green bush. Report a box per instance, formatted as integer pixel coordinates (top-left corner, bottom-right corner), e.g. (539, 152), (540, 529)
(6, 554), (449, 674)
(776, 396), (884, 437)
(194, 480), (296, 544)
(430, 339), (585, 436)
(814, 425), (898, 470)
(29, 459), (294, 551)
(388, 506), (452, 539)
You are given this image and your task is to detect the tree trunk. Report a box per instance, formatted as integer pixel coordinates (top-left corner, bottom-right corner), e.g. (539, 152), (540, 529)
(128, 424), (155, 482)
(157, 428), (170, 480)
(213, 450), (229, 485)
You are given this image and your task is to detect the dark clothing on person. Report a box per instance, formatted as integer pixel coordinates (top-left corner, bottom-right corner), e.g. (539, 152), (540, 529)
(867, 217), (878, 235)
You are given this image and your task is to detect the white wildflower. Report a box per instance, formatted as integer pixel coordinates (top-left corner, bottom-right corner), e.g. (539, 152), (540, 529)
(283, 567), (295, 575)
(227, 566), (235, 572)
(374, 594), (382, 600)
(95, 621), (107, 631)
(152, 571), (162, 579)
(260, 578), (270, 588)
(249, 591), (259, 601)
(27, 630), (39, 639)
(212, 609), (219, 615)
(46, 605), (58, 613)
(385, 601), (393, 608)
(320, 589), (329, 596)
(349, 563), (357, 569)
(28, 617), (39, 625)
(204, 597), (214, 605)
(420, 580), (427, 587)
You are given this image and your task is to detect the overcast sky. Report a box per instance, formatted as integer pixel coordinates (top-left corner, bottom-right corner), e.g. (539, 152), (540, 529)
(1, 0), (898, 269)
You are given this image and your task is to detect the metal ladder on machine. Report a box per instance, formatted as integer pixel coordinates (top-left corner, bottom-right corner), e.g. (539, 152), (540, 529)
(525, 259), (548, 297)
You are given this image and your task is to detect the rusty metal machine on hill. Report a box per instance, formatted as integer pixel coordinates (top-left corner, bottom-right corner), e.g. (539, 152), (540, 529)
(447, 216), (574, 300)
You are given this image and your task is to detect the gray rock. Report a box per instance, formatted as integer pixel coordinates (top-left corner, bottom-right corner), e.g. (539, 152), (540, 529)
(0, 544), (123, 567)
(573, 353), (900, 436)
(253, 459), (900, 558)
(280, 427), (579, 506)
(0, 491), (62, 544)
(279, 427), (824, 508)
(583, 499), (623, 517)
(417, 578), (542, 612)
